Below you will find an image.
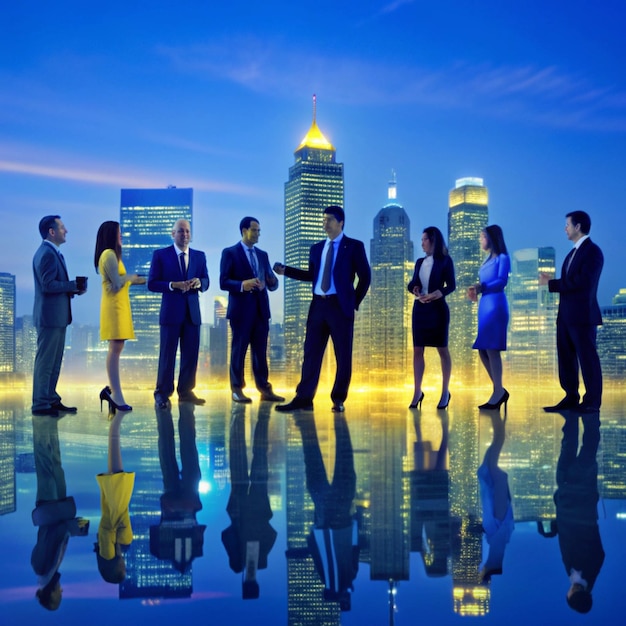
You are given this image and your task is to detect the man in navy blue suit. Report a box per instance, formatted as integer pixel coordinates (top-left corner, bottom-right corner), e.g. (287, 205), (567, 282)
(148, 219), (209, 408)
(275, 206), (371, 413)
(540, 211), (604, 412)
(219, 217), (284, 403)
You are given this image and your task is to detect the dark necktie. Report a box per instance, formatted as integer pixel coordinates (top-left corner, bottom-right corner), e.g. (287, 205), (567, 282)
(321, 241), (334, 293)
(566, 248), (576, 274)
(248, 248), (258, 277)
(179, 252), (187, 278)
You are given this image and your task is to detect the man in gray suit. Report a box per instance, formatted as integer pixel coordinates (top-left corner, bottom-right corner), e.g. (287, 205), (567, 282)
(32, 215), (86, 417)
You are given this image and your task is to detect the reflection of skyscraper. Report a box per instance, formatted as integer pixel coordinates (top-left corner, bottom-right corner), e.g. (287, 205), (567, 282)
(447, 178), (488, 373)
(120, 187), (193, 368)
(368, 174), (414, 376)
(284, 97), (344, 373)
(598, 288), (626, 379)
(508, 248), (558, 379)
(0, 273), (16, 373)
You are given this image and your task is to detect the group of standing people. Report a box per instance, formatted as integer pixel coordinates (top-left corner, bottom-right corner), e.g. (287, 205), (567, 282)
(30, 207), (603, 418)
(407, 210), (603, 414)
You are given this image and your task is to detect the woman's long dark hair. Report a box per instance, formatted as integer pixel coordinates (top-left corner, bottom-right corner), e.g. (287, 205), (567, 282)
(94, 221), (122, 272)
(423, 226), (449, 259)
(483, 224), (508, 256)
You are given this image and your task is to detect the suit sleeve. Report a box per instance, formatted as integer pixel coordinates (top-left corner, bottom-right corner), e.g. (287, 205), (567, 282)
(147, 249), (169, 293)
(353, 241), (371, 310)
(219, 248), (242, 293)
(407, 260), (421, 294)
(261, 250), (279, 292)
(38, 249), (76, 294)
(194, 250), (210, 292)
(441, 256), (456, 297)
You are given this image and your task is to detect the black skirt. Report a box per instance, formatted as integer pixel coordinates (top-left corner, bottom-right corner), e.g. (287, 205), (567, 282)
(411, 300), (450, 347)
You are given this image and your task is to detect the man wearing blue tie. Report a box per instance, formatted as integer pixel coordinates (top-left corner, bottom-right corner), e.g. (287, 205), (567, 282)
(275, 206), (371, 413)
(219, 217), (284, 403)
(540, 211), (604, 412)
(148, 219), (209, 408)
(32, 215), (86, 417)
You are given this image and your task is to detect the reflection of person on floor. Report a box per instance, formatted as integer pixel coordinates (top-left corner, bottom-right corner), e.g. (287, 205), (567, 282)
(31, 416), (89, 610)
(297, 415), (359, 612)
(539, 413), (604, 613)
(94, 411), (135, 583)
(150, 401), (205, 572)
(477, 411), (514, 582)
(222, 403), (277, 599)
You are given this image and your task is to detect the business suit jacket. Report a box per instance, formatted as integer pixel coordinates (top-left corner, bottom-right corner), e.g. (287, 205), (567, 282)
(219, 243), (278, 322)
(285, 235), (371, 318)
(148, 245), (210, 325)
(32, 242), (76, 328)
(548, 238), (603, 327)
(407, 255), (456, 299)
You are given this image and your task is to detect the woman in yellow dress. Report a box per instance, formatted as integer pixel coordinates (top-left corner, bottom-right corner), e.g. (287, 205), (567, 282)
(94, 221), (145, 412)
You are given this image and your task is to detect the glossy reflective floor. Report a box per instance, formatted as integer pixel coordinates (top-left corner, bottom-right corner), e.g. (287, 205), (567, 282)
(0, 384), (624, 625)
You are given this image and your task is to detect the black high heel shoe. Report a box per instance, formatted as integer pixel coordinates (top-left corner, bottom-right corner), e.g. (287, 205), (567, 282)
(437, 391), (451, 410)
(409, 392), (425, 409)
(478, 389), (509, 412)
(99, 386), (132, 413)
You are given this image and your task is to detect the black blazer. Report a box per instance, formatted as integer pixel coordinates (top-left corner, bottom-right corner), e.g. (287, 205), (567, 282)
(407, 255), (456, 299)
(285, 235), (371, 318)
(219, 243), (278, 322)
(548, 238), (603, 326)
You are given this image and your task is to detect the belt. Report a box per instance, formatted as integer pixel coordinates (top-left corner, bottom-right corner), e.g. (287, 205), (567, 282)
(313, 294), (338, 300)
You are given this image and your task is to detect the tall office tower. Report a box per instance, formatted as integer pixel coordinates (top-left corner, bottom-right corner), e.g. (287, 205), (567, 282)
(447, 178), (488, 375)
(284, 97), (344, 374)
(598, 288), (626, 379)
(120, 187), (193, 371)
(209, 296), (229, 379)
(0, 273), (16, 373)
(15, 315), (37, 375)
(508, 248), (558, 381)
(368, 174), (414, 378)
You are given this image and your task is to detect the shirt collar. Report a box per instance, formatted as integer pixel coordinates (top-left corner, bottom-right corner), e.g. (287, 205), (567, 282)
(43, 239), (61, 252)
(327, 232), (344, 246)
(573, 234), (589, 250)
(173, 243), (188, 256)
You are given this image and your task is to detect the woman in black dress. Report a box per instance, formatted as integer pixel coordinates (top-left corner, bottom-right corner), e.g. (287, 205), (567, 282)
(407, 227), (456, 409)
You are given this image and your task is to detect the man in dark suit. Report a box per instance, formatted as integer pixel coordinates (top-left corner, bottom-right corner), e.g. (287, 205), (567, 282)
(148, 219), (209, 408)
(540, 211), (603, 412)
(275, 206), (371, 412)
(32, 215), (86, 417)
(220, 217), (284, 403)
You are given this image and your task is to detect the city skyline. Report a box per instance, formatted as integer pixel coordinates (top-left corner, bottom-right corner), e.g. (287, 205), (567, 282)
(2, 2), (625, 326)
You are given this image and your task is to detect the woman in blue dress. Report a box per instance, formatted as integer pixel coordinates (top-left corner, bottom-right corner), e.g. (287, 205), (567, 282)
(468, 225), (510, 410)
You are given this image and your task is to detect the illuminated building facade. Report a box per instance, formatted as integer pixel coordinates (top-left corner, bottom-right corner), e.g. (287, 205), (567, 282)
(119, 187), (193, 369)
(508, 248), (558, 380)
(598, 288), (626, 379)
(284, 97), (344, 373)
(0, 273), (16, 373)
(209, 296), (229, 378)
(15, 315), (37, 375)
(447, 178), (488, 374)
(368, 174), (414, 377)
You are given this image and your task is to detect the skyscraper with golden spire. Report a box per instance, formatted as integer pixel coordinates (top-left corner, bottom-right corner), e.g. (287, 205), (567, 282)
(283, 96), (344, 373)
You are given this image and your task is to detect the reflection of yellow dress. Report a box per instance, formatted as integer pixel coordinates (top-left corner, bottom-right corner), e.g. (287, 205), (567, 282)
(99, 249), (135, 340)
(96, 471), (135, 559)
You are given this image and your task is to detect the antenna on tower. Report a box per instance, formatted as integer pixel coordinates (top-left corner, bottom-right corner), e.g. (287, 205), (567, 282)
(388, 169), (397, 201)
(312, 94), (317, 123)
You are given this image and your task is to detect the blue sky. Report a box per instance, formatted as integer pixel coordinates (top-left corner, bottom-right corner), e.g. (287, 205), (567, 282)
(2, 0), (625, 324)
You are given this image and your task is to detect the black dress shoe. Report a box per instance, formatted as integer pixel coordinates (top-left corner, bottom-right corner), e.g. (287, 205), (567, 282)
(32, 408), (59, 417)
(331, 403), (345, 412)
(179, 392), (206, 405)
(275, 398), (314, 412)
(260, 391), (285, 402)
(232, 389), (252, 404)
(543, 398), (579, 412)
(51, 402), (77, 413)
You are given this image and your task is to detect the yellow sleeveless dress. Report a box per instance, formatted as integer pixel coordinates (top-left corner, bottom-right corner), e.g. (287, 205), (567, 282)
(99, 249), (135, 340)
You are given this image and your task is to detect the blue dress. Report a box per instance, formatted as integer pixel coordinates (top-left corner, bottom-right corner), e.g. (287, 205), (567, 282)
(473, 254), (510, 351)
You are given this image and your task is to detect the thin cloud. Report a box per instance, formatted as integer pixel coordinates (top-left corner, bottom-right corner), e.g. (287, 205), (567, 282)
(159, 39), (626, 132)
(0, 157), (269, 196)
